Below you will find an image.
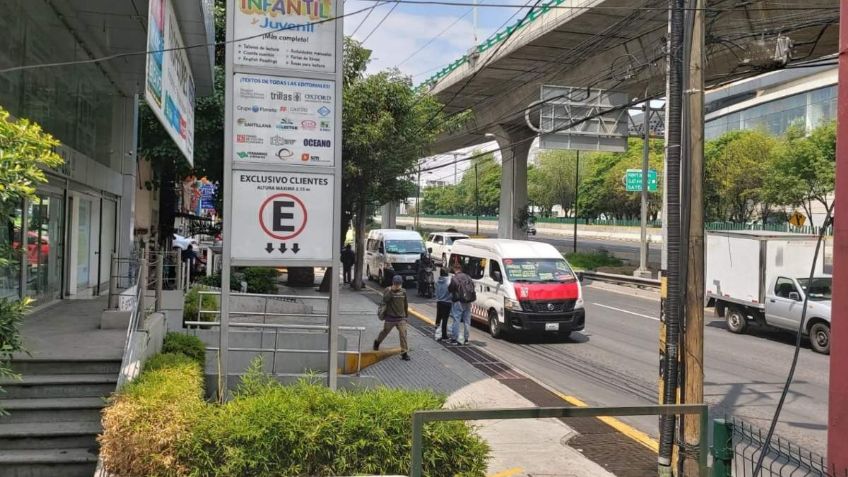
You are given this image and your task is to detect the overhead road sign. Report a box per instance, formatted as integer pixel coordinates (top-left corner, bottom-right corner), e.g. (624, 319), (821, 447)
(230, 170), (334, 262)
(234, 0), (337, 73)
(233, 73), (335, 167)
(537, 86), (629, 153)
(625, 169), (658, 192)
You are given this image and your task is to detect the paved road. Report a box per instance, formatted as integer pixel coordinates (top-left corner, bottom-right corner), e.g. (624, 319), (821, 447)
(404, 280), (829, 456)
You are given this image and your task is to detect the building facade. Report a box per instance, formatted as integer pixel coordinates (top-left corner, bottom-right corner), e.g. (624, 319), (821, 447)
(0, 0), (214, 303)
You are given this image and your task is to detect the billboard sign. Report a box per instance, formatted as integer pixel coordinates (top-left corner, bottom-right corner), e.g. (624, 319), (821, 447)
(145, 0), (196, 165)
(233, 74), (335, 166)
(234, 0), (336, 73)
(230, 170), (333, 261)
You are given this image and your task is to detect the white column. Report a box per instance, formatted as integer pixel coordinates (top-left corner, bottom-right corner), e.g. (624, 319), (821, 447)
(490, 126), (534, 239)
(118, 96), (139, 259)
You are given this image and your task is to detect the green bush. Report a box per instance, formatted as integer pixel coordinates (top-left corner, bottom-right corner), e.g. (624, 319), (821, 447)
(0, 297), (31, 415)
(100, 353), (205, 477)
(183, 285), (218, 325)
(161, 333), (205, 369)
(565, 251), (623, 271)
(101, 357), (489, 477)
(242, 267), (279, 294)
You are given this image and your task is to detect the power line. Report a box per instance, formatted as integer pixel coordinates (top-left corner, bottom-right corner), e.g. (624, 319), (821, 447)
(361, 1), (400, 44)
(0, 5), (376, 75)
(351, 0), (388, 37)
(353, 0), (838, 11)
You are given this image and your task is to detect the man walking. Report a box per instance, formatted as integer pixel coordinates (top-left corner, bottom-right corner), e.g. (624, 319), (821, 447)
(341, 244), (355, 284)
(448, 261), (475, 345)
(434, 268), (452, 341)
(374, 275), (411, 361)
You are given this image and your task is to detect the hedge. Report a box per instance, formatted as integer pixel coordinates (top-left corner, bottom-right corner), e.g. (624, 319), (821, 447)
(161, 333), (206, 370)
(100, 359), (489, 477)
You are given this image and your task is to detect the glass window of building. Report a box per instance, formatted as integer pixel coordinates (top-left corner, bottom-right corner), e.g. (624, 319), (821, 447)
(25, 194), (65, 302)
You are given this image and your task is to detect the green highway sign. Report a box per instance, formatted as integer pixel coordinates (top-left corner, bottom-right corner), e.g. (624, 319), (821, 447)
(624, 169), (658, 192)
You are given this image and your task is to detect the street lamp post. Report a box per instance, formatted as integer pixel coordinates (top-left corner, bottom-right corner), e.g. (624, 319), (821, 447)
(475, 162), (480, 236)
(416, 163), (421, 230)
(573, 151), (580, 254)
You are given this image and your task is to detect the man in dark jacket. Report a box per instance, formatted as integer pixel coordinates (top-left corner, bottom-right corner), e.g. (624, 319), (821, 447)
(341, 244), (355, 284)
(448, 261), (474, 345)
(373, 275), (411, 360)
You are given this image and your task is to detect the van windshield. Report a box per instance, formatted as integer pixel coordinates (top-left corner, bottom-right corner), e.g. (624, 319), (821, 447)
(796, 277), (832, 301)
(502, 259), (576, 283)
(385, 240), (425, 254)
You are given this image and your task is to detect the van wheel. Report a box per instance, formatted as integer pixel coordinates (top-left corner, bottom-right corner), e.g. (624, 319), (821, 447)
(810, 322), (830, 354)
(488, 310), (504, 339)
(726, 307), (747, 334)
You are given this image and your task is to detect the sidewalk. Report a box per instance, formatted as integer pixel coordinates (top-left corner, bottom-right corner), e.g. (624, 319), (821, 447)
(334, 285), (615, 477)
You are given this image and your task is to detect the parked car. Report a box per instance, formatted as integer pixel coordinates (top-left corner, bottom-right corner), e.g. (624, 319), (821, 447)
(706, 231), (832, 354)
(365, 229), (427, 287)
(172, 233), (198, 251)
(426, 232), (470, 265)
(448, 239), (585, 338)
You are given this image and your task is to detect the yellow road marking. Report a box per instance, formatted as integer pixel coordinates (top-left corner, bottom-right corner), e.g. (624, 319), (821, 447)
(487, 467), (524, 477)
(408, 306), (436, 325)
(558, 393), (660, 453)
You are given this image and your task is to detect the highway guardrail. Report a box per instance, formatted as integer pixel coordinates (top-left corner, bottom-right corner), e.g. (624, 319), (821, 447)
(578, 271), (661, 289)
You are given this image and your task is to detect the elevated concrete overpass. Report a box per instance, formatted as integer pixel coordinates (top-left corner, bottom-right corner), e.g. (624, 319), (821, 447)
(421, 0), (839, 237)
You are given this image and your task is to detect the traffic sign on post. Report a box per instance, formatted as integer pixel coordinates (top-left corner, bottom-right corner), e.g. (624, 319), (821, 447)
(230, 171), (334, 261)
(625, 169), (658, 192)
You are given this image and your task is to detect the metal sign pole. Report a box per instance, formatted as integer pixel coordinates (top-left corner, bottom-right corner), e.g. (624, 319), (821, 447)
(219, 0), (236, 401)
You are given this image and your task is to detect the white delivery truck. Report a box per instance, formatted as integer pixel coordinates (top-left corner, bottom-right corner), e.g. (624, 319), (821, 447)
(706, 231), (833, 354)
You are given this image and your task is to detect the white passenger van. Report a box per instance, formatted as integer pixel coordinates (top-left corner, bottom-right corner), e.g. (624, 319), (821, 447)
(365, 229), (427, 287)
(448, 239), (585, 338)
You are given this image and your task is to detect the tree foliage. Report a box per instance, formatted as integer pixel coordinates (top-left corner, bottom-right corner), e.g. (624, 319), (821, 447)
(342, 38), (448, 289)
(420, 153), (501, 216)
(528, 150), (579, 217)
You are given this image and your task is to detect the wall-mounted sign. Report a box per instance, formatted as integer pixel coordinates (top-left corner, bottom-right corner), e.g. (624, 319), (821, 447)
(145, 0), (196, 165)
(230, 170), (333, 260)
(234, 0), (336, 73)
(233, 73), (335, 167)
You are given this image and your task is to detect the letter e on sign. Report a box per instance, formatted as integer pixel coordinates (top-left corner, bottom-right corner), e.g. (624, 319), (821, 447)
(259, 193), (307, 240)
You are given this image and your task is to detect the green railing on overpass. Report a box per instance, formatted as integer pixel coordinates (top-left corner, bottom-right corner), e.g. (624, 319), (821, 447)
(397, 215), (833, 235)
(410, 403), (709, 477)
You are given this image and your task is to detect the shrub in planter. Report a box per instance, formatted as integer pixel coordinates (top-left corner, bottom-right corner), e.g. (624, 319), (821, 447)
(99, 353), (205, 477)
(184, 371), (489, 477)
(0, 297), (31, 414)
(242, 267), (280, 294)
(161, 332), (205, 369)
(183, 285), (218, 325)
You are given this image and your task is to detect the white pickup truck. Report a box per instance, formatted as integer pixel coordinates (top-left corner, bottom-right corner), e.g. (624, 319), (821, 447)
(706, 231), (832, 354)
(425, 232), (470, 265)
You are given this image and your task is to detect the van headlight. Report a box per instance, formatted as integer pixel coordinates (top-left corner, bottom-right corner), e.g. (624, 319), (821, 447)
(504, 297), (521, 311)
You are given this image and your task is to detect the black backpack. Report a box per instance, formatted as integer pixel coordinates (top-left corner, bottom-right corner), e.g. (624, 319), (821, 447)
(457, 274), (477, 303)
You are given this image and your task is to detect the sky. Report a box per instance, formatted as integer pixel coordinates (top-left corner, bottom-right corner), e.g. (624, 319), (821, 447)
(343, 0), (534, 81)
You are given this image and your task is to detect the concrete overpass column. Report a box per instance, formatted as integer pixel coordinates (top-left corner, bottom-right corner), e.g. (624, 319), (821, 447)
(491, 126), (534, 239)
(380, 201), (398, 229)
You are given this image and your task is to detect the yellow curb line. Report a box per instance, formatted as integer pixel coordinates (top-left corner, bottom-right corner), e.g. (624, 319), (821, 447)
(557, 393), (660, 453)
(377, 287), (659, 455)
(487, 467), (524, 477)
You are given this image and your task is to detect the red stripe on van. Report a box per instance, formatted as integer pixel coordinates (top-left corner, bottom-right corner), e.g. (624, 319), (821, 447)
(514, 282), (579, 301)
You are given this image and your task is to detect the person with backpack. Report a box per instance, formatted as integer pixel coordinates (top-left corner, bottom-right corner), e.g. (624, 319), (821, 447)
(434, 267), (452, 341)
(374, 275), (411, 361)
(448, 261), (476, 345)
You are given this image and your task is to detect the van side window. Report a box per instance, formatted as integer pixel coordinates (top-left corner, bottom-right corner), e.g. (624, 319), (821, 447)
(366, 239), (374, 252)
(489, 261), (502, 281)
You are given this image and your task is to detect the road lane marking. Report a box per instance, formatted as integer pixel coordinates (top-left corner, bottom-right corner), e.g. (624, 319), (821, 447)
(488, 467), (524, 477)
(594, 303), (660, 321)
(558, 394), (660, 453)
(403, 295), (661, 456)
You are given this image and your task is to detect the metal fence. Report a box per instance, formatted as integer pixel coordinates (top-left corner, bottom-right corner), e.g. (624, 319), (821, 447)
(411, 404), (709, 477)
(713, 417), (846, 477)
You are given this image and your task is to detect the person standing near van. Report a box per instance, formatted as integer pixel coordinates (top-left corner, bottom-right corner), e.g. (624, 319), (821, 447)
(341, 244), (355, 284)
(374, 275), (411, 361)
(448, 261), (476, 345)
(434, 268), (452, 341)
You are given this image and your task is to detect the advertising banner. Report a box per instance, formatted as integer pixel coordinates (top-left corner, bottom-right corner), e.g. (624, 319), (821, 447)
(145, 0), (196, 165)
(233, 73), (335, 167)
(230, 170), (333, 261)
(234, 0), (336, 73)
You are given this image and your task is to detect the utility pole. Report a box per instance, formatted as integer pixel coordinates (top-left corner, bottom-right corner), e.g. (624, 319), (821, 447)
(475, 162), (480, 236)
(828, 0), (848, 472)
(658, 0), (685, 474)
(416, 163), (421, 230)
(681, 0), (705, 474)
(636, 96), (651, 278)
(573, 151), (580, 254)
